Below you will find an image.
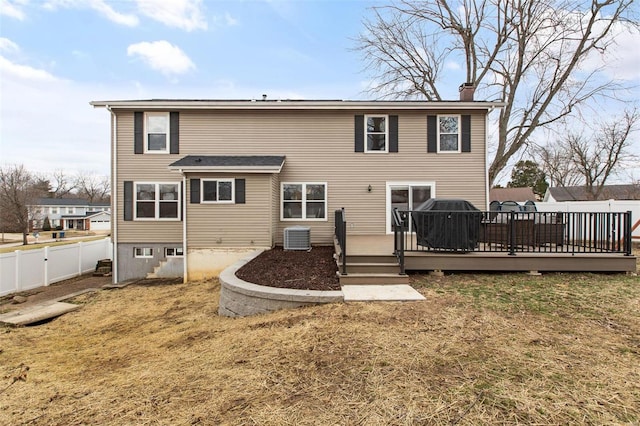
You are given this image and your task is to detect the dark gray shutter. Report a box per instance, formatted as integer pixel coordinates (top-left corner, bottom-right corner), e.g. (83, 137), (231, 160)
(389, 115), (398, 152)
(170, 112), (179, 154)
(190, 179), (200, 204)
(427, 115), (437, 153)
(134, 112), (143, 154)
(124, 181), (133, 221)
(354, 115), (364, 152)
(461, 115), (471, 152)
(235, 179), (246, 204)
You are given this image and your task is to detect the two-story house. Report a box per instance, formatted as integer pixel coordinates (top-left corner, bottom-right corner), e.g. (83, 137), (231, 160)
(31, 198), (111, 231)
(92, 90), (502, 282)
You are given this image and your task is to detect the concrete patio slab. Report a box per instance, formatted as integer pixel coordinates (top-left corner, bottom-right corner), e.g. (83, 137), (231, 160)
(0, 302), (80, 326)
(342, 285), (425, 302)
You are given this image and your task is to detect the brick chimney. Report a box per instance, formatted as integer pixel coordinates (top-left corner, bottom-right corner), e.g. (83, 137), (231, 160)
(459, 83), (475, 101)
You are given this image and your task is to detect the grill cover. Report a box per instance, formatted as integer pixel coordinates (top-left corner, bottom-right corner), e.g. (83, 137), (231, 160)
(412, 199), (482, 251)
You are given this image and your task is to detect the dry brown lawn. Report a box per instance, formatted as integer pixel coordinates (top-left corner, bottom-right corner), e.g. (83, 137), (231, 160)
(1, 271), (639, 425)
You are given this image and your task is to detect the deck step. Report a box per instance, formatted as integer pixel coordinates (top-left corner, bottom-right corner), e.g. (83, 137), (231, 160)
(337, 262), (401, 274)
(339, 273), (409, 285)
(344, 255), (399, 264)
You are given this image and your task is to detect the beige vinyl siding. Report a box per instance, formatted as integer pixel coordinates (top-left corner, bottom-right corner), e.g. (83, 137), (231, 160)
(115, 108), (488, 245)
(186, 174), (272, 248)
(115, 112), (183, 243)
(270, 175), (279, 246)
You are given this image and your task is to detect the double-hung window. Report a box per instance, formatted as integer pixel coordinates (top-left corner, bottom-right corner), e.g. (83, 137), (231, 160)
(134, 182), (180, 220)
(365, 115), (388, 153)
(202, 179), (234, 203)
(282, 183), (327, 220)
(437, 115), (461, 153)
(134, 247), (153, 258)
(145, 112), (170, 153)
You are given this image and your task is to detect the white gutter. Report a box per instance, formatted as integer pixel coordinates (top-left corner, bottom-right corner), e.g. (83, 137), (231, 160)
(90, 100), (507, 111)
(106, 105), (118, 283)
(182, 171), (188, 283)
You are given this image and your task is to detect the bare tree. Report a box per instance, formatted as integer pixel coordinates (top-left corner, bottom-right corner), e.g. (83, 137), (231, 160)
(356, 0), (638, 184)
(0, 165), (46, 245)
(75, 172), (110, 203)
(532, 139), (583, 188)
(49, 169), (77, 198)
(534, 109), (639, 198)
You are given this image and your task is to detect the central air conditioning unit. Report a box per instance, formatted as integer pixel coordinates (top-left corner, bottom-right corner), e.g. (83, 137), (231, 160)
(284, 226), (311, 251)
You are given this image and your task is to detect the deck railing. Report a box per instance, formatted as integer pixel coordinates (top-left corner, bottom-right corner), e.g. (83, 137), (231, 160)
(393, 209), (632, 268)
(334, 208), (347, 275)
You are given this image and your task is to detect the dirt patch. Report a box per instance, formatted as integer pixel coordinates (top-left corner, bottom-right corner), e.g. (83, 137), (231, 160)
(235, 246), (340, 291)
(0, 275), (112, 313)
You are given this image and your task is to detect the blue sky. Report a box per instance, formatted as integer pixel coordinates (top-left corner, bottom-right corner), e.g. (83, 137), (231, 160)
(1, 0), (638, 184)
(3, 0), (421, 178)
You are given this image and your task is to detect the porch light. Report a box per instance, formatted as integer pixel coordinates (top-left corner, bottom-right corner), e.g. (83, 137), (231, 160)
(367, 185), (372, 192)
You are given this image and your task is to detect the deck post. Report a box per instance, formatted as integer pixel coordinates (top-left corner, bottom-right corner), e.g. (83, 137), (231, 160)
(508, 210), (516, 256)
(625, 211), (632, 256)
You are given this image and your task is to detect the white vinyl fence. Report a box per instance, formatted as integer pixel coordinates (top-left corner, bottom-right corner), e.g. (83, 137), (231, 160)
(0, 238), (113, 297)
(535, 200), (640, 240)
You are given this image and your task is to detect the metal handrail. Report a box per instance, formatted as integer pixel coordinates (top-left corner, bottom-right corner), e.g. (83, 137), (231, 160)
(392, 208), (406, 274)
(334, 208), (347, 275)
(395, 209), (633, 255)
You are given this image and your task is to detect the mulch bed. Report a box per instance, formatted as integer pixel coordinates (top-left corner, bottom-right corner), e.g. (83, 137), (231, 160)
(235, 246), (340, 291)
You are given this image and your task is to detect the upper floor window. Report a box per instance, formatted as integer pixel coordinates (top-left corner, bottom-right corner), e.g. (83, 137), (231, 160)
(365, 115), (388, 153)
(145, 112), (170, 153)
(135, 182), (180, 220)
(282, 183), (327, 220)
(50, 207), (58, 214)
(438, 115), (461, 153)
(67, 207), (75, 214)
(202, 179), (234, 203)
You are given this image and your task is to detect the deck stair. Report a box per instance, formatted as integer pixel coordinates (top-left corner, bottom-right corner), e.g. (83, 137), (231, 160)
(334, 240), (409, 285)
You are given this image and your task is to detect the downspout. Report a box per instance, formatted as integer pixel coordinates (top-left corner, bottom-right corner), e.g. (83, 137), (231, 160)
(182, 170), (188, 283)
(485, 106), (495, 210)
(106, 105), (118, 283)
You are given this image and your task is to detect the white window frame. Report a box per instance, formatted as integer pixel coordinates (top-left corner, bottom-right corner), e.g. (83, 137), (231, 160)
(67, 207), (75, 214)
(165, 247), (184, 257)
(437, 115), (461, 153)
(385, 181), (436, 234)
(144, 112), (170, 154)
(50, 207), (58, 214)
(134, 247), (154, 258)
(134, 182), (181, 221)
(281, 182), (328, 221)
(201, 179), (235, 204)
(364, 114), (389, 153)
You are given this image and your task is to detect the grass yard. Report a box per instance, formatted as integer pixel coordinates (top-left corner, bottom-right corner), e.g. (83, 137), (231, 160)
(1, 272), (639, 425)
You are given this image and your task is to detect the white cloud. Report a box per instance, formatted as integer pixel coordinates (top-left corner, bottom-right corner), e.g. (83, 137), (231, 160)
(213, 11), (238, 28)
(0, 56), (59, 82)
(581, 22), (640, 81)
(127, 40), (195, 76)
(136, 0), (207, 31)
(0, 0), (27, 20)
(0, 38), (20, 53)
(43, 0), (138, 27)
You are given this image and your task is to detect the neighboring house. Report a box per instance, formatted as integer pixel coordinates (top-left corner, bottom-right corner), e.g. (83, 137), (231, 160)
(31, 198), (111, 231)
(543, 185), (640, 202)
(91, 93), (503, 282)
(489, 187), (536, 203)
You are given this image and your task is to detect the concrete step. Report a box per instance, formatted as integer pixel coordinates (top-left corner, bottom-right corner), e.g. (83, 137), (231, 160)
(338, 273), (410, 285)
(337, 262), (401, 274)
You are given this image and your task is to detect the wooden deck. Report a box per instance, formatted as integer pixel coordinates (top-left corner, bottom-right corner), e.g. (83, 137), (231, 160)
(340, 235), (637, 276)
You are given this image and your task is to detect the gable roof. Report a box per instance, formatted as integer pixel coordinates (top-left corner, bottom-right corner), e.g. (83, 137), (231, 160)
(546, 185), (640, 201)
(169, 155), (286, 173)
(35, 198), (89, 206)
(91, 99), (505, 111)
(490, 187), (536, 202)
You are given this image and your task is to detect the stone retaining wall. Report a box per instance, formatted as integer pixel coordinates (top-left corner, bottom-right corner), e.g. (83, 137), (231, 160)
(218, 250), (344, 317)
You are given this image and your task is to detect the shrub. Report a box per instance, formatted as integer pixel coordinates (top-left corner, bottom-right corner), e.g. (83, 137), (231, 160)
(42, 216), (51, 231)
